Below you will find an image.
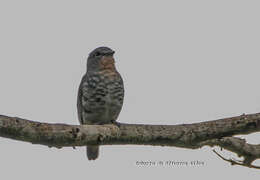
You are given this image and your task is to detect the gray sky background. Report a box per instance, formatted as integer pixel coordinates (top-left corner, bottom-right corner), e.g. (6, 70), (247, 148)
(0, 0), (259, 179)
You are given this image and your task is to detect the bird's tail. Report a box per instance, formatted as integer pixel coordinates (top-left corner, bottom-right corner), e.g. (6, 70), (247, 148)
(87, 145), (99, 160)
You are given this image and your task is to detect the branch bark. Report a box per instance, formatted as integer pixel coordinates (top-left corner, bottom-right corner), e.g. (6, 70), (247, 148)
(0, 113), (260, 168)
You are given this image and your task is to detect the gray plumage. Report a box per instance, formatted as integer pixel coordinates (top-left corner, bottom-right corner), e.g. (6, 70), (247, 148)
(77, 47), (124, 160)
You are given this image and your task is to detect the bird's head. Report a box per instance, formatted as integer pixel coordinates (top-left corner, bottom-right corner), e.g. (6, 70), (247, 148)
(87, 47), (116, 72)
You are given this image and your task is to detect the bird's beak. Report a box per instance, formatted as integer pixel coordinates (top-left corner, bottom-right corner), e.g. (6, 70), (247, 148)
(105, 51), (115, 56)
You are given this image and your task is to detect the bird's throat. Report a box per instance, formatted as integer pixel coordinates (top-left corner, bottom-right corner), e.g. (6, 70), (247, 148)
(99, 56), (116, 71)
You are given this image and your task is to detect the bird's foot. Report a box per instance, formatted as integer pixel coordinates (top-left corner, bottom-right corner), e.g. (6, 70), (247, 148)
(110, 120), (121, 128)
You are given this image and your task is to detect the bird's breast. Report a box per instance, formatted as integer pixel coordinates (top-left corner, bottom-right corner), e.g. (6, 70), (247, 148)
(85, 70), (124, 123)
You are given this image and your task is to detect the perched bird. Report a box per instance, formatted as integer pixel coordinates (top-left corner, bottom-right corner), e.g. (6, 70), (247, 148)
(77, 47), (124, 160)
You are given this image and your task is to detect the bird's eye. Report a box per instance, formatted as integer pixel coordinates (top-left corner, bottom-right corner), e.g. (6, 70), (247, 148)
(95, 52), (101, 57)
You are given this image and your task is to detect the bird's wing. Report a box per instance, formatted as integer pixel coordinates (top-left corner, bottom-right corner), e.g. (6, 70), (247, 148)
(77, 74), (88, 125)
(117, 72), (125, 105)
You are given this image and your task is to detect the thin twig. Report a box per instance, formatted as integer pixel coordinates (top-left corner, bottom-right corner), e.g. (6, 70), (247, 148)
(213, 149), (260, 169)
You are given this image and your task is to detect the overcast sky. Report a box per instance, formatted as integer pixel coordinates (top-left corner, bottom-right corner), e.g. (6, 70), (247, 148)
(0, 0), (259, 179)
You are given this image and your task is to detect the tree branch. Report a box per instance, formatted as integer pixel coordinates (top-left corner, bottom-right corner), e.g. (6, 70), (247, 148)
(213, 149), (260, 169)
(200, 137), (260, 169)
(0, 112), (260, 168)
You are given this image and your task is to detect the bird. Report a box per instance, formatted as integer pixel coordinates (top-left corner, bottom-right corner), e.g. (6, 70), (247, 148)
(77, 47), (124, 160)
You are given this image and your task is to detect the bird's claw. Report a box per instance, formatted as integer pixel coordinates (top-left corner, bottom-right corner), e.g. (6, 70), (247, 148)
(111, 120), (121, 128)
